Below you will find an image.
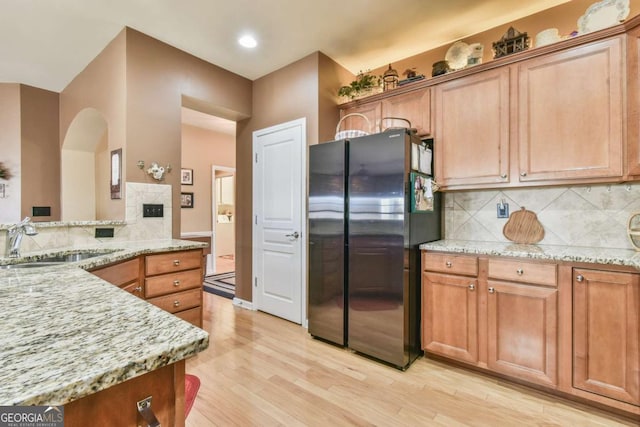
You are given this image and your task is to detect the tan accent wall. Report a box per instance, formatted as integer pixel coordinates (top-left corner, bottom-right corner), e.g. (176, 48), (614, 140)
(180, 124), (235, 233)
(59, 30), (127, 221)
(20, 85), (60, 221)
(369, 0), (640, 79)
(0, 84), (21, 223)
(124, 28), (251, 237)
(235, 52), (347, 302)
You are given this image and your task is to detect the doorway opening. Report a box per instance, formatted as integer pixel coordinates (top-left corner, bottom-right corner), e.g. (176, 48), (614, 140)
(180, 106), (236, 278)
(212, 167), (236, 275)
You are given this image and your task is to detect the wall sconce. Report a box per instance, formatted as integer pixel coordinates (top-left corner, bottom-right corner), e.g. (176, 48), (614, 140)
(138, 160), (172, 181)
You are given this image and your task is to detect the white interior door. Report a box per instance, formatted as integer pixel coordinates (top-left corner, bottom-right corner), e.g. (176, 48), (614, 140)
(253, 118), (306, 324)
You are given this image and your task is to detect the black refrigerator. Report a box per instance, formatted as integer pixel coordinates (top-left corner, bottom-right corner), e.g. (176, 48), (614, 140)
(308, 128), (441, 369)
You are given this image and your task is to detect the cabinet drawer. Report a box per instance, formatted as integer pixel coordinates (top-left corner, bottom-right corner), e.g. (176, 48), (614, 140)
(488, 258), (557, 287)
(91, 258), (140, 287)
(120, 281), (144, 299)
(423, 253), (478, 276)
(145, 269), (202, 298)
(174, 307), (202, 328)
(147, 288), (201, 314)
(145, 250), (202, 276)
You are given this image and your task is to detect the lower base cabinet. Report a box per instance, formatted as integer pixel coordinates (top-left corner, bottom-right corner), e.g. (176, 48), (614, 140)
(422, 251), (640, 418)
(64, 360), (185, 427)
(573, 268), (640, 406)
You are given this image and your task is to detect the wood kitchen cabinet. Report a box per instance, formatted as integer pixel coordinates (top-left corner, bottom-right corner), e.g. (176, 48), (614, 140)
(380, 88), (431, 135)
(573, 268), (640, 406)
(433, 67), (511, 188)
(90, 257), (144, 299)
(145, 249), (204, 328)
(65, 360), (185, 427)
(339, 102), (381, 135)
(517, 36), (624, 183)
(486, 258), (558, 387)
(422, 253), (479, 364)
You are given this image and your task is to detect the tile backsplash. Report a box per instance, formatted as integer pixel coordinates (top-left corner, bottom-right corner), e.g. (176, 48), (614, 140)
(444, 183), (640, 250)
(0, 182), (172, 256)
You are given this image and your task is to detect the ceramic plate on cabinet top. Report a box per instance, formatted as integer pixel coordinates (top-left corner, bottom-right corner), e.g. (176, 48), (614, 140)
(577, 0), (630, 35)
(445, 41), (471, 71)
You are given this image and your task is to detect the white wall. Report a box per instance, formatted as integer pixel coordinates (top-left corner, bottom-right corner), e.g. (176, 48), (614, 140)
(61, 150), (96, 220)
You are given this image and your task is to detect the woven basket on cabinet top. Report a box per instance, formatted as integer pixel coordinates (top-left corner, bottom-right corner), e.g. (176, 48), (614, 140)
(335, 113), (371, 140)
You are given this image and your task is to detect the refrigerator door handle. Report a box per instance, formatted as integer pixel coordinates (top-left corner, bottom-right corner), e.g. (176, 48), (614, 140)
(285, 231), (300, 240)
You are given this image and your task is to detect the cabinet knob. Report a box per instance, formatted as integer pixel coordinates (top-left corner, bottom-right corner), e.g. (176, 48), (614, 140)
(468, 283), (475, 291)
(173, 300), (180, 307)
(445, 261), (452, 268)
(173, 259), (180, 266)
(500, 173), (507, 179)
(516, 268), (524, 276)
(576, 275), (584, 282)
(488, 287), (495, 294)
(134, 286), (142, 293)
(173, 280), (180, 286)
(520, 172), (527, 177)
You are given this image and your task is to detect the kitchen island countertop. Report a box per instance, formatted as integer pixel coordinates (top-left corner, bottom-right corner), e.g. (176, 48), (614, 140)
(0, 239), (209, 406)
(419, 239), (640, 269)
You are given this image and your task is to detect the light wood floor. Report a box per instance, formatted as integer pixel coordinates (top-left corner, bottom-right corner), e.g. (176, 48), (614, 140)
(186, 293), (637, 426)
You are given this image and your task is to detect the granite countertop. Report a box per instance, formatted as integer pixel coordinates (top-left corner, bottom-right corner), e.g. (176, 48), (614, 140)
(419, 239), (640, 269)
(0, 239), (210, 406)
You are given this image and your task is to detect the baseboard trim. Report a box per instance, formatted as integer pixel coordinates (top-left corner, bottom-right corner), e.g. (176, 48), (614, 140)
(232, 297), (254, 310)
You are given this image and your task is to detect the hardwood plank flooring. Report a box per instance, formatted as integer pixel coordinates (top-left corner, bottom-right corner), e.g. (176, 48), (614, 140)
(186, 293), (637, 426)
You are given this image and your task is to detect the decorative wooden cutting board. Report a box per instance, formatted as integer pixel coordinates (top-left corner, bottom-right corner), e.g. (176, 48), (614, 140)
(503, 207), (545, 244)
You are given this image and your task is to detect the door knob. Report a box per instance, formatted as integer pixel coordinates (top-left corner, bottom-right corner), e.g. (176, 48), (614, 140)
(285, 231), (300, 239)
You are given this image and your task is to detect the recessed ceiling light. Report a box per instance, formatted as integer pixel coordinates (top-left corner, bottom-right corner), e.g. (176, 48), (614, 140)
(238, 35), (257, 48)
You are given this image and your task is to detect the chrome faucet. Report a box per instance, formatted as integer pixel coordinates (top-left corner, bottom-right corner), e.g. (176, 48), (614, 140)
(5, 217), (38, 258)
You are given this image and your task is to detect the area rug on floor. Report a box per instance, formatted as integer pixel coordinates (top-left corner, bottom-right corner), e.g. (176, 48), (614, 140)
(185, 373), (200, 419)
(203, 272), (235, 299)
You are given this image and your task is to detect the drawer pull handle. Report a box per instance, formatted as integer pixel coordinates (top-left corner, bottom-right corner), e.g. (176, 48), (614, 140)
(445, 261), (452, 268)
(468, 283), (475, 291)
(136, 396), (161, 427)
(173, 280), (180, 286)
(134, 286), (142, 293)
(576, 275), (584, 282)
(173, 300), (180, 307)
(488, 287), (495, 294)
(516, 268), (524, 276)
(173, 260), (180, 266)
(500, 173), (507, 179)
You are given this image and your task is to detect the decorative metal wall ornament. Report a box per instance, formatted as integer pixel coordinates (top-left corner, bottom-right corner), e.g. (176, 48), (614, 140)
(492, 26), (530, 59)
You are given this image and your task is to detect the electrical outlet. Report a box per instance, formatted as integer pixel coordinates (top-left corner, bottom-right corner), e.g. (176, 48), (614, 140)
(143, 204), (164, 217)
(497, 202), (509, 218)
(95, 228), (114, 238)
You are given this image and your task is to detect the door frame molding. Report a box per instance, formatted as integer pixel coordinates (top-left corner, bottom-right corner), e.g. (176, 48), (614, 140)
(210, 165), (236, 275)
(252, 118), (307, 325)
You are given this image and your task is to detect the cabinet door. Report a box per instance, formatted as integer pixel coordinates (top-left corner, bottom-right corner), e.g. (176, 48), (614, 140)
(381, 88), (431, 136)
(486, 280), (558, 386)
(518, 37), (623, 183)
(573, 269), (640, 405)
(434, 67), (510, 188)
(422, 272), (478, 364)
(627, 27), (640, 177)
(340, 102), (381, 135)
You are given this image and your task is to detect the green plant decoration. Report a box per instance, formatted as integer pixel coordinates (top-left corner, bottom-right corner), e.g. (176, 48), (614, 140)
(338, 70), (382, 100)
(0, 162), (11, 180)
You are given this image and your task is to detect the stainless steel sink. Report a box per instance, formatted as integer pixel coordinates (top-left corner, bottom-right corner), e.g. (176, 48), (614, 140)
(0, 262), (62, 269)
(0, 249), (120, 269)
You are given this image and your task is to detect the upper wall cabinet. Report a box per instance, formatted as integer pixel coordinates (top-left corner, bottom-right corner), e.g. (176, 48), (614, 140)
(626, 26), (640, 177)
(433, 68), (511, 188)
(517, 37), (624, 183)
(380, 88), (431, 135)
(340, 88), (432, 137)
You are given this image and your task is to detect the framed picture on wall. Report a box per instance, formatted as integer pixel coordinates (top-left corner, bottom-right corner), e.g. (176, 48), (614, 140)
(181, 192), (194, 208)
(181, 168), (193, 185)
